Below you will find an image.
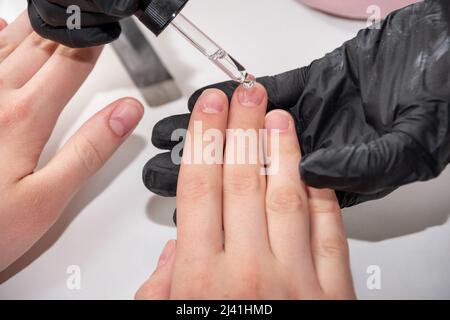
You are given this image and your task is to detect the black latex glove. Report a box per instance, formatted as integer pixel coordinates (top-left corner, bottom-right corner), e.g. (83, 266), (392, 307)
(27, 0), (140, 48)
(144, 0), (450, 208)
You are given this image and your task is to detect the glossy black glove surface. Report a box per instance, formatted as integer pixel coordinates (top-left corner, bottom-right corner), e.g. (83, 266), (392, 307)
(28, 0), (140, 47)
(144, 0), (450, 208)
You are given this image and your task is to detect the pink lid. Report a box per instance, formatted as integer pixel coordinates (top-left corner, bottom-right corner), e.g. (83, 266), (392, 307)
(299, 0), (421, 20)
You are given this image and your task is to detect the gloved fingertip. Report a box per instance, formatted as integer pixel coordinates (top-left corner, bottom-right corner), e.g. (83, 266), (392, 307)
(188, 88), (204, 112)
(142, 153), (179, 197)
(79, 23), (122, 47)
(299, 151), (341, 189)
(151, 114), (190, 150)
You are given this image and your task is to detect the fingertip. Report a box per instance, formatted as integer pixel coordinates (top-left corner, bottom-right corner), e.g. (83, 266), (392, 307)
(108, 97), (144, 138)
(241, 81), (267, 95)
(299, 157), (317, 186)
(265, 110), (294, 132)
(235, 81), (268, 107)
(300, 149), (328, 180)
(0, 18), (8, 31)
(194, 88), (228, 114)
(117, 97), (145, 115)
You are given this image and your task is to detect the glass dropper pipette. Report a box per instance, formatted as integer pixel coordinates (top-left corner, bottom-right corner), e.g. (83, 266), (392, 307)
(136, 0), (254, 87)
(170, 13), (254, 87)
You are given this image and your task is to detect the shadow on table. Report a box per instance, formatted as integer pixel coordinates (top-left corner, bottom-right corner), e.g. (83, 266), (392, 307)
(146, 196), (177, 227)
(343, 167), (450, 242)
(0, 135), (146, 284)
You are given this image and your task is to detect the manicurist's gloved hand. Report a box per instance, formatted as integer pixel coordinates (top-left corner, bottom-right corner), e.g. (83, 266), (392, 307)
(27, 0), (140, 48)
(143, 0), (450, 208)
(136, 85), (355, 300)
(0, 12), (144, 271)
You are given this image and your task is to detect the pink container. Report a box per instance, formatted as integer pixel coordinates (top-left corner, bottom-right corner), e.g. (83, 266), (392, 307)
(299, 0), (421, 20)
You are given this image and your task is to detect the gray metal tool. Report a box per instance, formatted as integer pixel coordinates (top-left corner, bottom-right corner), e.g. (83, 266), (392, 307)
(112, 17), (182, 107)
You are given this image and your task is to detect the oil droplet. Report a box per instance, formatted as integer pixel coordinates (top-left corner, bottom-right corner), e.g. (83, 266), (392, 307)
(243, 74), (256, 89)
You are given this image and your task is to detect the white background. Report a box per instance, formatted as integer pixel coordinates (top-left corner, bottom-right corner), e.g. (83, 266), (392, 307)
(0, 0), (449, 299)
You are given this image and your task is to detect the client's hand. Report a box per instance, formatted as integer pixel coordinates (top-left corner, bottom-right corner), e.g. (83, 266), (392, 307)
(136, 83), (355, 299)
(0, 13), (144, 271)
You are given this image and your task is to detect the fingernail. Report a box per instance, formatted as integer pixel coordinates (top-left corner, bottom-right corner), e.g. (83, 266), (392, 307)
(265, 111), (291, 131)
(199, 90), (224, 114)
(0, 19), (7, 30)
(158, 240), (176, 267)
(109, 99), (143, 137)
(238, 84), (264, 107)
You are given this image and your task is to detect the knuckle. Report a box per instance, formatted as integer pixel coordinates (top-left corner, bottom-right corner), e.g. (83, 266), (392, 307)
(0, 34), (13, 51)
(0, 43), (14, 61)
(267, 186), (304, 213)
(173, 262), (213, 299)
(224, 169), (261, 195)
(309, 199), (341, 215)
(177, 174), (215, 200)
(0, 95), (32, 127)
(313, 236), (349, 259)
(73, 134), (104, 174)
(57, 46), (99, 62)
(29, 32), (58, 53)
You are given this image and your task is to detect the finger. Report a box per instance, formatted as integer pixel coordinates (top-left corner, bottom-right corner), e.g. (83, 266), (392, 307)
(308, 187), (355, 299)
(300, 131), (430, 194)
(188, 68), (308, 112)
(135, 240), (176, 300)
(26, 98), (143, 208)
(28, 3), (121, 48)
(264, 110), (316, 277)
(143, 152), (179, 197)
(176, 89), (228, 256)
(152, 114), (190, 150)
(0, 32), (58, 89)
(0, 12), (33, 62)
(21, 45), (103, 142)
(223, 83), (269, 252)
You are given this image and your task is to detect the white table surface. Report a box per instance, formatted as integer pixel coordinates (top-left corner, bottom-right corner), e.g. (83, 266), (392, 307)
(0, 0), (449, 300)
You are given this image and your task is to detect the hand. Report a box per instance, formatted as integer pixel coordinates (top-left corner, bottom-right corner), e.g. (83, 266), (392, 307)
(136, 84), (355, 299)
(143, 0), (450, 208)
(0, 13), (144, 271)
(27, 0), (140, 48)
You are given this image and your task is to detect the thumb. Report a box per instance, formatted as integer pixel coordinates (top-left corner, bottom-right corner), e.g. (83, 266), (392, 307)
(29, 98), (144, 208)
(135, 240), (176, 300)
(300, 131), (436, 195)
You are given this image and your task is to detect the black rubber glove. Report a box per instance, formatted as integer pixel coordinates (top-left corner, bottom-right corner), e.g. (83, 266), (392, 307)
(28, 0), (140, 48)
(144, 0), (450, 208)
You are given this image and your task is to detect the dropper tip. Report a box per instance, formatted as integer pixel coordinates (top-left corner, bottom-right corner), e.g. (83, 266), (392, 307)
(242, 74), (256, 89)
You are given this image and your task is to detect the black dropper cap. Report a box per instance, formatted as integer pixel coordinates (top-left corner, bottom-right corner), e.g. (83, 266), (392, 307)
(136, 0), (190, 36)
